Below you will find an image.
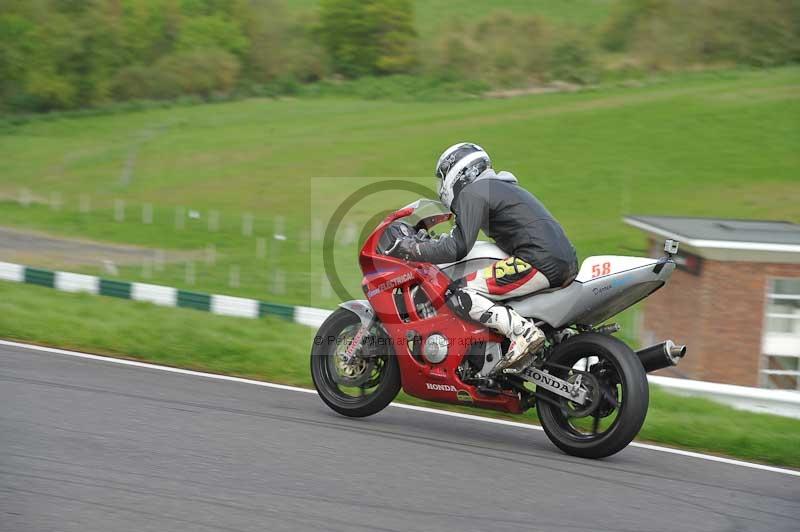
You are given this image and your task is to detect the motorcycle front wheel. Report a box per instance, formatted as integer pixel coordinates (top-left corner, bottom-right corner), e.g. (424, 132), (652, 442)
(536, 332), (649, 459)
(310, 308), (401, 418)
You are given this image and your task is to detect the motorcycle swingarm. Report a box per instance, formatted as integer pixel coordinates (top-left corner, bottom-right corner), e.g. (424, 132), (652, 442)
(513, 367), (589, 405)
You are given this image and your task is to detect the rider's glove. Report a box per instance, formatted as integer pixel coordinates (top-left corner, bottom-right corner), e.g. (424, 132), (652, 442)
(385, 237), (421, 261)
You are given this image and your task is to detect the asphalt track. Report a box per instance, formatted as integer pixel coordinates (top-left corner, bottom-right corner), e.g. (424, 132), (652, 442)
(1, 342), (798, 532)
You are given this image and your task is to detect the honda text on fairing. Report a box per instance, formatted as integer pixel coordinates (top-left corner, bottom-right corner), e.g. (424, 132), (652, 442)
(311, 200), (686, 458)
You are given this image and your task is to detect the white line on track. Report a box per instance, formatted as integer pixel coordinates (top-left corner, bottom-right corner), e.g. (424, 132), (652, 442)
(2, 338), (799, 478)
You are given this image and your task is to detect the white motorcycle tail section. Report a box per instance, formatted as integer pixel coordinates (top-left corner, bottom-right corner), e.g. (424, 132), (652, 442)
(575, 256), (659, 282)
(510, 257), (673, 327)
(433, 239), (674, 327)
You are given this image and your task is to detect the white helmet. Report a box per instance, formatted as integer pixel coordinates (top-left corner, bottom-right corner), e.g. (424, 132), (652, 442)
(435, 142), (492, 209)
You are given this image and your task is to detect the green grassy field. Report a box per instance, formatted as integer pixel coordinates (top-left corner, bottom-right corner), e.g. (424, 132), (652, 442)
(2, 279), (798, 468)
(1, 68), (798, 309)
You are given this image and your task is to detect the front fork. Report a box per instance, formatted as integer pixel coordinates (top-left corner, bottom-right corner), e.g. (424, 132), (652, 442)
(339, 300), (377, 362)
(343, 321), (372, 361)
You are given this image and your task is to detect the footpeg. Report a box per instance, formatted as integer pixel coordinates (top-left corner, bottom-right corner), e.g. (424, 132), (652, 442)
(502, 355), (538, 375)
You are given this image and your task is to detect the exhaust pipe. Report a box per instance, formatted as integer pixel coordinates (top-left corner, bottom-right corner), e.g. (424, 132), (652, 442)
(636, 340), (686, 373)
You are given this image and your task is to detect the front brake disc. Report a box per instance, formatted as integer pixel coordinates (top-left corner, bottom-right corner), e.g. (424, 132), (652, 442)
(329, 332), (376, 387)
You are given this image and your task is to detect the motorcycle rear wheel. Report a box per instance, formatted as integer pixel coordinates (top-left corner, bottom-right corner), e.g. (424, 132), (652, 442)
(310, 308), (401, 418)
(536, 332), (649, 459)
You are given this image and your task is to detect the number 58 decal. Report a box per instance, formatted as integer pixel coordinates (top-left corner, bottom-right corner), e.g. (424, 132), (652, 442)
(591, 262), (611, 278)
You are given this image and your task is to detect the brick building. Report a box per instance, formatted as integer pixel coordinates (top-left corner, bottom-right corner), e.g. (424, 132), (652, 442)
(624, 216), (800, 389)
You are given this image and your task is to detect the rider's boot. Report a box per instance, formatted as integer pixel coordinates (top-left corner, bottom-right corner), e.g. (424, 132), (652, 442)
(503, 315), (546, 371)
(463, 290), (545, 372)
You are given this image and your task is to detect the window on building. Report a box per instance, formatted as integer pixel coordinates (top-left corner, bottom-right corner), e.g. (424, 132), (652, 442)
(761, 278), (800, 390)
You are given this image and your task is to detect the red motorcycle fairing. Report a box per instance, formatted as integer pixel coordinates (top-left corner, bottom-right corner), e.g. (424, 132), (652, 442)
(357, 205), (525, 414)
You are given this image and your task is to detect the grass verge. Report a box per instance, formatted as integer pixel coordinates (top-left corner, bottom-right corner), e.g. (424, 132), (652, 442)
(1, 280), (798, 469)
(1, 67), (798, 307)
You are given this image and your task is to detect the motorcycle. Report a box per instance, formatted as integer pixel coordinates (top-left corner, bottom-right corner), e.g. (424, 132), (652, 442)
(311, 199), (686, 458)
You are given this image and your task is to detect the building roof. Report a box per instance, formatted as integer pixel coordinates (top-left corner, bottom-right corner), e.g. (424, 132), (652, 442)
(623, 215), (800, 263)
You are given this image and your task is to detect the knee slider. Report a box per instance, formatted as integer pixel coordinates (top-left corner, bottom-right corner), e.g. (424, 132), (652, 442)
(446, 286), (472, 320)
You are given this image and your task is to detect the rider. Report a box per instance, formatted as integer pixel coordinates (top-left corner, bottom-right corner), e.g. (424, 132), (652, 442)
(386, 142), (578, 372)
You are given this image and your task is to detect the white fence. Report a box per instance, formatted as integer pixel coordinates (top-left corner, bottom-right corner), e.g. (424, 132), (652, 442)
(649, 375), (800, 419)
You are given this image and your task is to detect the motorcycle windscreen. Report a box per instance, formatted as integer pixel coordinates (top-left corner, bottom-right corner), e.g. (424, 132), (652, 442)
(399, 199), (450, 228)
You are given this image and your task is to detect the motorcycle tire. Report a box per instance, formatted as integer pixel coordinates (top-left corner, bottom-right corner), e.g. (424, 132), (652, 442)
(536, 332), (649, 459)
(311, 308), (401, 418)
